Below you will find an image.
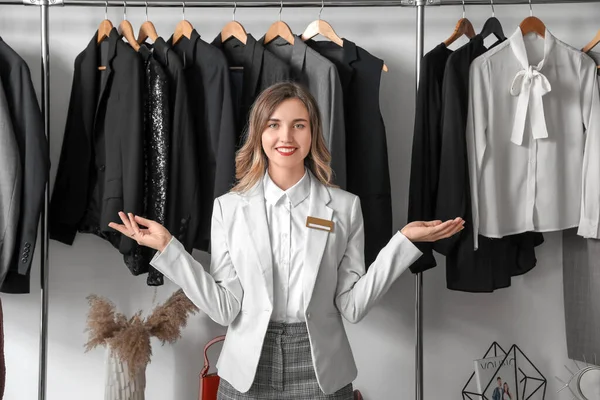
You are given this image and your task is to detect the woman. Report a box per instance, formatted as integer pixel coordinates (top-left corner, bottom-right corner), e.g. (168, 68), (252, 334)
(109, 82), (464, 399)
(503, 383), (512, 400)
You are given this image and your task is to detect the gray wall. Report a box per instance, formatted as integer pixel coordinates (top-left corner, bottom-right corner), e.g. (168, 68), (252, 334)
(1, 2), (597, 399)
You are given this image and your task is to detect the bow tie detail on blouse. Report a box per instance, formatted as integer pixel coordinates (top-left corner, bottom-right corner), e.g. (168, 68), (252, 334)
(509, 65), (552, 146)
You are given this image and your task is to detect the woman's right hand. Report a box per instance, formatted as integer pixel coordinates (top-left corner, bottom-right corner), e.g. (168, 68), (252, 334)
(108, 212), (173, 253)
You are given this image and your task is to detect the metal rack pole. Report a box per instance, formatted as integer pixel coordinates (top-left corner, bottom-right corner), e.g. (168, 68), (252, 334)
(38, 0), (50, 399)
(60, 0), (412, 7)
(414, 1), (425, 398)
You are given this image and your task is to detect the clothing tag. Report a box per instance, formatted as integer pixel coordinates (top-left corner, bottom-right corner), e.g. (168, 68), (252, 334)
(306, 216), (334, 233)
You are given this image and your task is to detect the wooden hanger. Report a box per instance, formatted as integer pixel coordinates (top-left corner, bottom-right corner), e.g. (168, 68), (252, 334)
(172, 2), (194, 45)
(221, 21), (248, 44)
(519, 16), (545, 38)
(302, 20), (343, 47)
(301, 4), (387, 72)
(582, 29), (600, 53)
(582, 30), (600, 68)
(264, 2), (295, 45)
(264, 21), (295, 45)
(172, 20), (194, 45)
(443, 18), (476, 47)
(97, 2), (113, 45)
(137, 2), (159, 44)
(444, 0), (475, 47)
(97, 19), (113, 45)
(519, 0), (545, 38)
(97, 2), (113, 70)
(118, 2), (140, 51)
(220, 2), (248, 44)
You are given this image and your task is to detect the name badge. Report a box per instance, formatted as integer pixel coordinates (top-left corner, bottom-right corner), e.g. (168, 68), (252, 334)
(306, 216), (334, 233)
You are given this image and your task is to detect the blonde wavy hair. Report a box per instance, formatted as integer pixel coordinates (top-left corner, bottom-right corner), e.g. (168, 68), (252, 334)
(231, 82), (334, 193)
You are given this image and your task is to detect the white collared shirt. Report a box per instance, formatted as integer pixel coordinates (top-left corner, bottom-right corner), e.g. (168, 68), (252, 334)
(263, 169), (311, 323)
(467, 28), (600, 248)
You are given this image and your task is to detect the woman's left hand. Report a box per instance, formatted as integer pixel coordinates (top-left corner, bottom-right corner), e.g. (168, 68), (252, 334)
(401, 218), (465, 242)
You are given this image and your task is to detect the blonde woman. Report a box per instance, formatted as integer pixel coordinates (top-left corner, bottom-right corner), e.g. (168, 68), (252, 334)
(109, 82), (464, 399)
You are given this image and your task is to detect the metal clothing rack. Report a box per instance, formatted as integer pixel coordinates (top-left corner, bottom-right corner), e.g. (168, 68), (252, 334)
(0, 0), (594, 399)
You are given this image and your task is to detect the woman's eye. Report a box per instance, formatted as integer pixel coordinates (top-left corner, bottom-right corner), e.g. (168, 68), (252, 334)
(268, 123), (279, 129)
(294, 124), (305, 129)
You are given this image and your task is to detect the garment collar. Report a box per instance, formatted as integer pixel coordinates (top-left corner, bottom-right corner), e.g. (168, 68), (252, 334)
(168, 29), (201, 69)
(509, 27), (555, 70)
(263, 169), (310, 208)
(261, 36), (307, 72)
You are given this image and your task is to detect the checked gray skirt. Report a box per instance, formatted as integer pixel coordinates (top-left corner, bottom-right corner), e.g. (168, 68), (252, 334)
(217, 322), (354, 400)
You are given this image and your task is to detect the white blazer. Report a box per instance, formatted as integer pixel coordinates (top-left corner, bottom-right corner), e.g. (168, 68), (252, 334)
(150, 171), (422, 394)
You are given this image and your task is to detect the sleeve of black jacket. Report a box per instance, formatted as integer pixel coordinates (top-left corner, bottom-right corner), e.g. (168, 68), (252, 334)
(433, 55), (468, 256)
(48, 55), (86, 248)
(165, 61), (200, 252)
(4, 56), (49, 278)
(212, 56), (236, 198)
(201, 52), (236, 252)
(407, 52), (441, 273)
(117, 49), (145, 255)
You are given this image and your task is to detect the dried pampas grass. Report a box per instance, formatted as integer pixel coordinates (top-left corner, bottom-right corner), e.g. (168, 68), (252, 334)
(85, 289), (198, 377)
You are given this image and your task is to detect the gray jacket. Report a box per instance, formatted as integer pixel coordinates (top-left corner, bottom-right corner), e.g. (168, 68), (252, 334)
(0, 80), (21, 287)
(262, 36), (347, 189)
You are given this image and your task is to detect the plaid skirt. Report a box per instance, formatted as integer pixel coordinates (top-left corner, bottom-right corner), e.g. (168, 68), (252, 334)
(217, 322), (354, 400)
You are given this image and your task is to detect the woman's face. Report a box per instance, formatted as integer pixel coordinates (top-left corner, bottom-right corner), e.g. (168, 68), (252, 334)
(261, 98), (312, 172)
(503, 383), (508, 390)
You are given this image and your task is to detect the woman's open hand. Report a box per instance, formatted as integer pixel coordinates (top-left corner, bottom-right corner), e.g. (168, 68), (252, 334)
(108, 212), (173, 252)
(401, 218), (465, 242)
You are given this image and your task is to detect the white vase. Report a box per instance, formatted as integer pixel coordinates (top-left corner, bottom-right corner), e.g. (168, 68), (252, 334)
(104, 348), (146, 400)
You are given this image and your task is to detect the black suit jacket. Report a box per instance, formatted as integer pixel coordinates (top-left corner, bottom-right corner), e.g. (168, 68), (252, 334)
(306, 39), (392, 267)
(406, 43), (453, 272)
(212, 33), (292, 144)
(50, 29), (144, 255)
(0, 38), (50, 294)
(170, 30), (236, 251)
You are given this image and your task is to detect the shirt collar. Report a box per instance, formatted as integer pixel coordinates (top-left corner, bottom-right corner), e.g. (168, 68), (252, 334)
(263, 169), (310, 208)
(509, 27), (555, 70)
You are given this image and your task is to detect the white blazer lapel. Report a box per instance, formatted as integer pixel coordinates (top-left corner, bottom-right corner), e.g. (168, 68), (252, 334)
(302, 173), (333, 310)
(241, 181), (274, 305)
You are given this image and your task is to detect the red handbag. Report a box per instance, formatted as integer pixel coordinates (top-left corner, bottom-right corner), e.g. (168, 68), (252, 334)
(199, 335), (226, 400)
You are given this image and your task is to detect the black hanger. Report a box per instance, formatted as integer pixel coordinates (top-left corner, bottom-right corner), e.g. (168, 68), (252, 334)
(479, 0), (505, 41)
(480, 17), (505, 41)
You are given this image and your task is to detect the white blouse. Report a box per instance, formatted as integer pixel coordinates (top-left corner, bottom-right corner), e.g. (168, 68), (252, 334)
(263, 170), (310, 323)
(466, 28), (600, 249)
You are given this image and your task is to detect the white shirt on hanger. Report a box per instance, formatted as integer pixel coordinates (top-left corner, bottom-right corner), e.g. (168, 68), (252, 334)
(263, 169), (310, 323)
(466, 28), (600, 249)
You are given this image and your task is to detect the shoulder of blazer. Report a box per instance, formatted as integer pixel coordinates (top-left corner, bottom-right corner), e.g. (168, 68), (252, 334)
(327, 185), (358, 212)
(115, 40), (142, 66)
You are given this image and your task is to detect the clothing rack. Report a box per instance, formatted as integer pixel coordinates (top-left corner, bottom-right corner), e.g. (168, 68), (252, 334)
(0, 0), (594, 399)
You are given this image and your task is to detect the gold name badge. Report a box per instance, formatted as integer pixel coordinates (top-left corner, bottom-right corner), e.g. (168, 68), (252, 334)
(306, 216), (334, 233)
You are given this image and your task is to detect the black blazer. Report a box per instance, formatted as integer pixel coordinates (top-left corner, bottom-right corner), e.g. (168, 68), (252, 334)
(171, 30), (236, 251)
(0, 38), (49, 294)
(212, 33), (292, 144)
(306, 39), (392, 267)
(50, 29), (144, 255)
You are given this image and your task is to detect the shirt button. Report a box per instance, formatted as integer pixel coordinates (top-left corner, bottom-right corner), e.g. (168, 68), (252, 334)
(306, 313), (311, 319)
(98, 164), (105, 171)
